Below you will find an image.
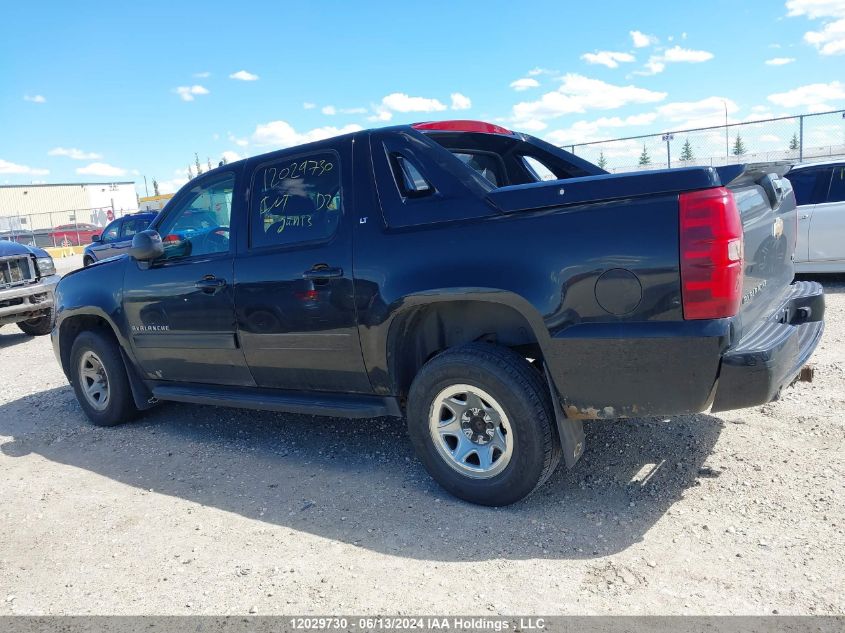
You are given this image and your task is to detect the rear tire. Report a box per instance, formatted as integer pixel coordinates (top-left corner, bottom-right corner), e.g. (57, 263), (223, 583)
(69, 330), (139, 426)
(17, 310), (53, 336)
(407, 343), (560, 506)
(83, 256), (94, 267)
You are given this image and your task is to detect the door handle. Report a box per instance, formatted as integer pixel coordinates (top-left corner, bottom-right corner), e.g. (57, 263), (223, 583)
(799, 214), (810, 220)
(302, 266), (343, 280)
(195, 275), (227, 293)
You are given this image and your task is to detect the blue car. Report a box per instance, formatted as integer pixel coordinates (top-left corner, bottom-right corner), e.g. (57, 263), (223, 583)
(82, 212), (158, 266)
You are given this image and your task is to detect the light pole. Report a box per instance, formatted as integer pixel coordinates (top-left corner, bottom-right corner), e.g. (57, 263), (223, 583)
(723, 100), (729, 161)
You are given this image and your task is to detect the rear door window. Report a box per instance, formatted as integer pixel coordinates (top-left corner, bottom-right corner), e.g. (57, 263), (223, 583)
(826, 166), (845, 203)
(789, 168), (830, 206)
(249, 150), (342, 249)
(452, 152), (505, 186)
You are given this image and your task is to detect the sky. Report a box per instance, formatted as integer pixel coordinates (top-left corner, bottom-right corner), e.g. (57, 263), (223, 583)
(2, 0), (845, 195)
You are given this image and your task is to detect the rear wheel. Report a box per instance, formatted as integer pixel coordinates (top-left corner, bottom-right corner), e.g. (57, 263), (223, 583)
(17, 310), (53, 336)
(407, 343), (560, 506)
(83, 256), (94, 267)
(69, 330), (138, 426)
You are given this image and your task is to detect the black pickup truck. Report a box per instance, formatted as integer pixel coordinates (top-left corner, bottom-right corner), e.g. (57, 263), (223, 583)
(52, 120), (824, 505)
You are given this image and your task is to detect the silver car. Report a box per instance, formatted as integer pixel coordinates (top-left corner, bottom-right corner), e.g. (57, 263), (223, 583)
(788, 160), (845, 273)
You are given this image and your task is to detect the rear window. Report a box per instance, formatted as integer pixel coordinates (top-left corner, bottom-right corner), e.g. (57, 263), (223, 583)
(521, 156), (557, 181)
(452, 152), (505, 187)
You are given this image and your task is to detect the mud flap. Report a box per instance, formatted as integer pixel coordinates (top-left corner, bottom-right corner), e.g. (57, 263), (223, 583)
(120, 347), (158, 411)
(543, 365), (585, 468)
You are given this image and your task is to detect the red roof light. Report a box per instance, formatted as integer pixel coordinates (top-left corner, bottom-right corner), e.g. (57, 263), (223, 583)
(412, 120), (513, 135)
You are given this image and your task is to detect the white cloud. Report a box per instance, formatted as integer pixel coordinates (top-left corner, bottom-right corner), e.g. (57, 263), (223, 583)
(303, 102), (316, 109)
(174, 85), (209, 101)
(527, 67), (555, 76)
(229, 70), (259, 81)
(227, 132), (248, 147)
(157, 174), (189, 195)
(450, 92), (471, 110)
(786, 0), (845, 19)
(48, 147), (102, 160)
(786, 0), (845, 55)
(759, 134), (782, 142)
(0, 159), (49, 175)
(657, 96), (739, 128)
(636, 45), (714, 75)
(382, 93), (447, 113)
(369, 92), (449, 122)
(630, 30), (657, 48)
(765, 56), (797, 65)
(76, 162), (128, 177)
(252, 121), (363, 147)
(221, 150), (242, 163)
(581, 51), (636, 68)
(512, 74), (666, 122)
(662, 45), (714, 62)
(23, 94), (46, 103)
(514, 119), (548, 132)
(194, 71), (211, 78)
(510, 77), (540, 91)
(321, 105), (367, 115)
(768, 81), (845, 108)
(545, 113), (659, 145)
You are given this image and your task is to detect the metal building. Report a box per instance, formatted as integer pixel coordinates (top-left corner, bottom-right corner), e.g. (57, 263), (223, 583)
(0, 181), (138, 246)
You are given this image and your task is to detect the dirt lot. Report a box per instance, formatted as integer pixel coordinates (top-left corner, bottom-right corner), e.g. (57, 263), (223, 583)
(0, 275), (843, 615)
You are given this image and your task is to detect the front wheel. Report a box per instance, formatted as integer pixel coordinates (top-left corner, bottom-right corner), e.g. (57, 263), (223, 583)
(17, 310), (53, 336)
(407, 343), (560, 506)
(69, 330), (139, 426)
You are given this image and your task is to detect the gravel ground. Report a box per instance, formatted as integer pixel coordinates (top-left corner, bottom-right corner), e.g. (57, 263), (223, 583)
(0, 274), (843, 615)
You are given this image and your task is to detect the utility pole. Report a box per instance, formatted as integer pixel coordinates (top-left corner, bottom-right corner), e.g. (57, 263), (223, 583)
(662, 133), (674, 168)
(143, 176), (149, 197)
(723, 101), (729, 161)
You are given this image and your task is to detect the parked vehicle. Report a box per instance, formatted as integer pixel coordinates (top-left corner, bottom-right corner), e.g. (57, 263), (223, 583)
(786, 160), (845, 272)
(52, 120), (824, 505)
(0, 240), (58, 335)
(49, 223), (101, 247)
(83, 212), (158, 266)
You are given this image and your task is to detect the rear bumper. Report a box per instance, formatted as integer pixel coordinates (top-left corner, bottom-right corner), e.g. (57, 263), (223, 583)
(0, 274), (59, 326)
(711, 280), (824, 412)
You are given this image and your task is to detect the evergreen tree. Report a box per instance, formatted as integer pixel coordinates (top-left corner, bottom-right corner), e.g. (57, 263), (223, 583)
(194, 153), (204, 176)
(732, 135), (747, 156)
(638, 145), (651, 166)
(207, 157), (213, 171)
(221, 155), (229, 165)
(789, 132), (800, 151)
(187, 165), (194, 180)
(679, 138), (694, 162)
(597, 152), (608, 170)
(152, 179), (160, 196)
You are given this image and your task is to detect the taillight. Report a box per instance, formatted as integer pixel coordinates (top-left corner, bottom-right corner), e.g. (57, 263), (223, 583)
(679, 187), (744, 320)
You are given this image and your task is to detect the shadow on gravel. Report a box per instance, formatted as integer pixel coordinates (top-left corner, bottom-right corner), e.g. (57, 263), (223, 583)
(0, 331), (34, 349)
(0, 386), (724, 562)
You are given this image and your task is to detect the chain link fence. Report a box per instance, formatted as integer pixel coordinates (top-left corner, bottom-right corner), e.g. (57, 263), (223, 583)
(0, 207), (140, 248)
(565, 109), (845, 173)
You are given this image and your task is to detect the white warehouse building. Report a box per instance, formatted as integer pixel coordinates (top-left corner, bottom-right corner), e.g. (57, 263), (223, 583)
(0, 182), (138, 237)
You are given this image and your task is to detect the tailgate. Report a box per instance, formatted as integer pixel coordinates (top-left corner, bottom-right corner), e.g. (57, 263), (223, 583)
(716, 164), (797, 338)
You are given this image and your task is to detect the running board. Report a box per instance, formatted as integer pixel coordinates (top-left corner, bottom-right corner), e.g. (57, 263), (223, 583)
(150, 383), (402, 419)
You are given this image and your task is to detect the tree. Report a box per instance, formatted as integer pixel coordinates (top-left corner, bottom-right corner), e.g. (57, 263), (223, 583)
(789, 132), (800, 151)
(152, 179), (160, 196)
(187, 165), (194, 180)
(732, 135), (747, 156)
(207, 157), (212, 171)
(194, 153), (204, 176)
(221, 154), (229, 166)
(638, 145), (651, 166)
(597, 152), (608, 170)
(679, 138), (694, 162)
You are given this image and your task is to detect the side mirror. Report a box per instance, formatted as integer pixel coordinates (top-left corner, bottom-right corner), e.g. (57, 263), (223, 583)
(129, 230), (164, 262)
(91, 234), (101, 243)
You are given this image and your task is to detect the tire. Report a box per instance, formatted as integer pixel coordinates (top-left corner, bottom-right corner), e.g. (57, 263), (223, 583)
(69, 330), (139, 426)
(17, 310), (53, 336)
(83, 256), (94, 267)
(407, 343), (561, 506)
